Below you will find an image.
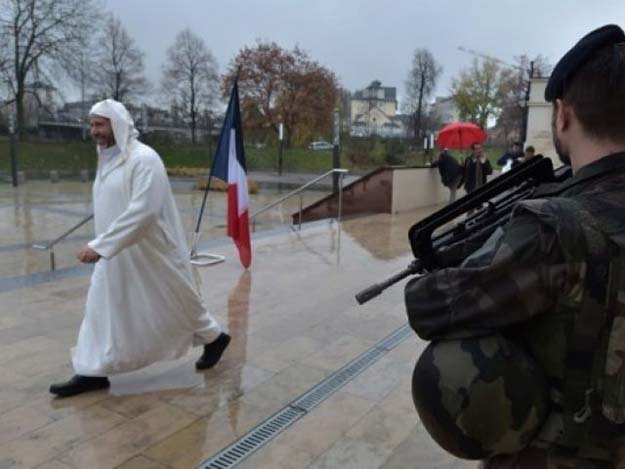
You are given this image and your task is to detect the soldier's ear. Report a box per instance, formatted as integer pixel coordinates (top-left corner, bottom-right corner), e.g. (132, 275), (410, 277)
(554, 99), (573, 132)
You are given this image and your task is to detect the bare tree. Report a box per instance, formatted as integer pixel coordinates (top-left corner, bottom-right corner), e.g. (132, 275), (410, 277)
(405, 48), (442, 141)
(161, 28), (218, 144)
(0, 40), (9, 84)
(497, 54), (552, 142)
(92, 14), (147, 102)
(59, 27), (102, 138)
(0, 46), (10, 125)
(0, 0), (96, 135)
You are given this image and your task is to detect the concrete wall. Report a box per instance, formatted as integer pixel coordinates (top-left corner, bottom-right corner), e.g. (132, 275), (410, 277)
(294, 167), (394, 223)
(527, 77), (559, 166)
(391, 167), (448, 213)
(295, 166), (450, 223)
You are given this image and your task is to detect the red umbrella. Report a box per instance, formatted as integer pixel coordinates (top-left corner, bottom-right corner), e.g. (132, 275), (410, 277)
(436, 122), (487, 149)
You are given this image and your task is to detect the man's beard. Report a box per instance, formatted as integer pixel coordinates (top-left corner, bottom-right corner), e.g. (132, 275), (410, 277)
(551, 112), (571, 165)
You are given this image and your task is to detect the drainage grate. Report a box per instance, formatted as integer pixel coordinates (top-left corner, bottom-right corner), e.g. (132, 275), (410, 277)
(202, 406), (305, 469)
(198, 323), (413, 468)
(374, 323), (412, 351)
(292, 346), (386, 411)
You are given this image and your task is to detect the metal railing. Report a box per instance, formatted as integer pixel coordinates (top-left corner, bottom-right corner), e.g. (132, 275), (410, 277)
(31, 169), (348, 271)
(250, 168), (348, 231)
(32, 214), (94, 271)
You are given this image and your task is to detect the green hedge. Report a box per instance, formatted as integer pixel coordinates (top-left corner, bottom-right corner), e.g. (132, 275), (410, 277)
(0, 136), (508, 174)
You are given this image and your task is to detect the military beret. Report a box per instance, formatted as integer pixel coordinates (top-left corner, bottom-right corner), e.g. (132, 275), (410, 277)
(545, 24), (625, 102)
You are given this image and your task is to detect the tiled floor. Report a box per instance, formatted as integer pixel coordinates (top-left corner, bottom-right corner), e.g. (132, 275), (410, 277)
(0, 181), (478, 468)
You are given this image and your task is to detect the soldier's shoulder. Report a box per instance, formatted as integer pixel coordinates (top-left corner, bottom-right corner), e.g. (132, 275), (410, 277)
(516, 197), (563, 215)
(514, 197), (584, 227)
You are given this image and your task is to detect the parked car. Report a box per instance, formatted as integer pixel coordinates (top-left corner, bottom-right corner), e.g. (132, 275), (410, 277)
(308, 140), (334, 151)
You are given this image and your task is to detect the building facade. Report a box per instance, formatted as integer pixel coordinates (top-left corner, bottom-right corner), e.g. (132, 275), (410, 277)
(350, 80), (406, 137)
(430, 96), (460, 126)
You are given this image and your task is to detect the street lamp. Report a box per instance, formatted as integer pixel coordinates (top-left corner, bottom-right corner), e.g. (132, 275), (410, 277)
(332, 108), (340, 193)
(8, 111), (18, 187)
(278, 122), (284, 176)
(520, 61), (535, 145)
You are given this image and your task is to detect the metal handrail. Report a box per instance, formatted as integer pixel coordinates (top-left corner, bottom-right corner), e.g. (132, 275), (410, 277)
(32, 214), (94, 271)
(31, 169), (349, 270)
(250, 168), (348, 231)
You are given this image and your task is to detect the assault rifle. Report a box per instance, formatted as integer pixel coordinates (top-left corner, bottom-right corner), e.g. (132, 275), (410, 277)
(355, 155), (572, 304)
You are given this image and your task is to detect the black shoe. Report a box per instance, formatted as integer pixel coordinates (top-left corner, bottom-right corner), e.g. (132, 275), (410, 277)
(196, 333), (231, 370)
(49, 375), (110, 398)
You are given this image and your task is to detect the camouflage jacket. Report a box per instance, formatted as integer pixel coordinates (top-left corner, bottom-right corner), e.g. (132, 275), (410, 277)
(405, 153), (625, 468)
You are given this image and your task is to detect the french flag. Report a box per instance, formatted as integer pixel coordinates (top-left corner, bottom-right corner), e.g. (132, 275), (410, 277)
(210, 83), (251, 268)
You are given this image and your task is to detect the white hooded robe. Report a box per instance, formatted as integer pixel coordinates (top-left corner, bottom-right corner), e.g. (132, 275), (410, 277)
(71, 99), (221, 376)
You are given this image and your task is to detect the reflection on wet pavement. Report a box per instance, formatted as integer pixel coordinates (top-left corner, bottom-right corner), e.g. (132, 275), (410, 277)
(0, 181), (326, 278)
(0, 180), (476, 468)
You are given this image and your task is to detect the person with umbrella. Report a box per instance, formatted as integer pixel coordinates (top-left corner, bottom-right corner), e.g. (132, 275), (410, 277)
(463, 142), (493, 194)
(435, 122), (491, 194)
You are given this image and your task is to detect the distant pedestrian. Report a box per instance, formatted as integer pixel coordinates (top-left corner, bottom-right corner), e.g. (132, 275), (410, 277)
(431, 148), (463, 203)
(523, 145), (537, 162)
(463, 143), (492, 194)
(496, 141), (524, 168)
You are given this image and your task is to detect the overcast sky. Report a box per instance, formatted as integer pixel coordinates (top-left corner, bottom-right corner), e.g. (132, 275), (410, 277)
(102, 0), (625, 106)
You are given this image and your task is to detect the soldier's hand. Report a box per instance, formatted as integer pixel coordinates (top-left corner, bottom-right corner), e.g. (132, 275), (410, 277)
(77, 245), (101, 263)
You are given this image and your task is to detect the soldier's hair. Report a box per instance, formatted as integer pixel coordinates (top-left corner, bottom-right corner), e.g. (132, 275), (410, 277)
(563, 42), (625, 142)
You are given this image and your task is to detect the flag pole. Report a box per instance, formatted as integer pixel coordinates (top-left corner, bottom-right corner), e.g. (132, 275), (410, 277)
(190, 75), (241, 266)
(191, 165), (216, 249)
(189, 175), (223, 266)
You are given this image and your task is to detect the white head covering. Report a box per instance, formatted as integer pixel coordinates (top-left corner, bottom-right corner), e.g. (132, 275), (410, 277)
(89, 98), (139, 160)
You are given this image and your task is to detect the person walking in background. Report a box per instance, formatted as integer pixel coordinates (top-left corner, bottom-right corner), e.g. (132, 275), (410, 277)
(523, 145), (537, 162)
(496, 141), (524, 168)
(431, 148), (463, 203)
(463, 143), (492, 194)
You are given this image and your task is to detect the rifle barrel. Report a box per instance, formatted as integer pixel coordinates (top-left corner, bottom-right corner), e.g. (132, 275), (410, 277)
(355, 260), (423, 304)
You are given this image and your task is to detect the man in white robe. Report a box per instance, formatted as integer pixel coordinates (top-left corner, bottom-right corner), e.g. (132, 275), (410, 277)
(50, 99), (230, 398)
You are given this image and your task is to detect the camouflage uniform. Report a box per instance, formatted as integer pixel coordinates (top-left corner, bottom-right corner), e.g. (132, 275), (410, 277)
(406, 153), (625, 468)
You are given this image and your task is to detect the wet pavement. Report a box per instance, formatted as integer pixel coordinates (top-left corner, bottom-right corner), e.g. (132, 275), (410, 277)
(0, 179), (477, 468)
(0, 180), (325, 278)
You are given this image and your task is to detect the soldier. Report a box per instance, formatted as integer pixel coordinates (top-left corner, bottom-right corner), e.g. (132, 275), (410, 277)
(405, 25), (625, 468)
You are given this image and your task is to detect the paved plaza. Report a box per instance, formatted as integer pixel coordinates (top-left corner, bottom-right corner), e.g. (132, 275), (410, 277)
(0, 180), (476, 468)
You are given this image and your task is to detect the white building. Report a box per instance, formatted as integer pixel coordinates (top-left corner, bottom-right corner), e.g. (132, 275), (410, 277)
(350, 81), (407, 137)
(430, 96), (460, 126)
(526, 77), (557, 165)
